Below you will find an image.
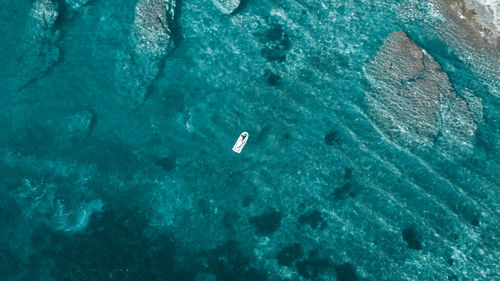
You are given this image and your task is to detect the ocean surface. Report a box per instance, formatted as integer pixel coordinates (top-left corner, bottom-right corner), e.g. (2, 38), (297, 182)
(1, 0), (499, 280)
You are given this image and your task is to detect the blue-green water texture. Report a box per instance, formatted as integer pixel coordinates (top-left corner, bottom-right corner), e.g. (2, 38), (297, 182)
(1, 0), (499, 280)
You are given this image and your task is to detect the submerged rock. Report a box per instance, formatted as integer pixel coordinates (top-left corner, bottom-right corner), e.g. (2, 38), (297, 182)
(132, 0), (175, 60)
(365, 31), (480, 157)
(156, 155), (176, 171)
(48, 110), (96, 145)
(55, 199), (104, 232)
(212, 0), (240, 15)
(64, 110), (96, 141)
(402, 225), (423, 250)
(276, 243), (303, 267)
(116, 0), (176, 106)
(2, 151), (100, 233)
(335, 263), (359, 281)
(298, 210), (327, 230)
(296, 253), (332, 279)
(249, 209), (282, 235)
(324, 130), (339, 146)
(31, 0), (59, 30)
(207, 241), (267, 281)
(20, 0), (60, 87)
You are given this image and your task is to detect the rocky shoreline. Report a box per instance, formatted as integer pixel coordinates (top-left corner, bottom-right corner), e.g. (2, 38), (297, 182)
(440, 0), (499, 48)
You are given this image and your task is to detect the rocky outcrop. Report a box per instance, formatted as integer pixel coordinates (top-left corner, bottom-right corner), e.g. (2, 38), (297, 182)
(440, 0), (499, 46)
(364, 31), (481, 157)
(30, 0), (59, 32)
(115, 0), (176, 106)
(20, 0), (60, 87)
(63, 110), (96, 142)
(464, 0), (500, 37)
(132, 0), (175, 59)
(212, 0), (240, 14)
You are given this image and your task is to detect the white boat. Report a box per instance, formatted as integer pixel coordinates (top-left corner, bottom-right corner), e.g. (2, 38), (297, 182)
(232, 132), (248, 153)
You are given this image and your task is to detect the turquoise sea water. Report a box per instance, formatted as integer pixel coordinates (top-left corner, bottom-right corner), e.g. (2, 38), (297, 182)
(1, 0), (499, 280)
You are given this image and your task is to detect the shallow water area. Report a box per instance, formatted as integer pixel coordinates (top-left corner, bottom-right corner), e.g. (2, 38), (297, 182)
(0, 0), (499, 280)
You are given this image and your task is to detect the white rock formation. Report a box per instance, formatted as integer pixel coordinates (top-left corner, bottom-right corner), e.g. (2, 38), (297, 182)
(213, 0), (240, 14)
(132, 0), (176, 59)
(115, 0), (176, 106)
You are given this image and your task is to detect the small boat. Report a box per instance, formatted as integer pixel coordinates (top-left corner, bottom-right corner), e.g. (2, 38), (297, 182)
(232, 132), (249, 153)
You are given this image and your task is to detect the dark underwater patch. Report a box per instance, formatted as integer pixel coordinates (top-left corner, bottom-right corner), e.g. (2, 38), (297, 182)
(276, 243), (303, 267)
(170, 0), (184, 47)
(260, 24), (291, 63)
(402, 225), (423, 250)
(266, 25), (285, 41)
(295, 251), (332, 279)
(324, 130), (339, 146)
(207, 241), (267, 281)
(471, 216), (480, 227)
(267, 72), (281, 86)
(344, 167), (353, 180)
(261, 47), (287, 62)
(87, 110), (98, 136)
(335, 263), (358, 281)
(249, 209), (282, 235)
(35, 208), (199, 281)
(231, 0), (248, 14)
(468, 209), (481, 227)
(242, 195), (254, 207)
(298, 210), (327, 230)
(333, 182), (356, 200)
(156, 155), (177, 171)
(53, 0), (71, 29)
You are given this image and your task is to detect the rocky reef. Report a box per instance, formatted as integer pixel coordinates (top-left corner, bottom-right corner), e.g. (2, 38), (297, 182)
(212, 0), (240, 14)
(365, 31), (480, 158)
(20, 0), (60, 88)
(115, 0), (176, 107)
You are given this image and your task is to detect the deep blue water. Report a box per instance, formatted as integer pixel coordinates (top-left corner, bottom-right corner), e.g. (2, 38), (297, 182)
(1, 0), (499, 280)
